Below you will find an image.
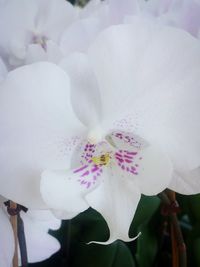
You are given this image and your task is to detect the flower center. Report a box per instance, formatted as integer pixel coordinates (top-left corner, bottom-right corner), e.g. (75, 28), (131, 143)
(92, 153), (111, 166)
(32, 34), (48, 51)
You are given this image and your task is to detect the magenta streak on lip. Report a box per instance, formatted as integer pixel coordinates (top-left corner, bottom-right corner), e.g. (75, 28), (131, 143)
(115, 149), (140, 175)
(115, 152), (123, 157)
(87, 182), (91, 188)
(126, 151), (137, 155)
(124, 154), (133, 159)
(116, 157), (124, 163)
(74, 165), (88, 173)
(81, 170), (90, 177)
(125, 159), (133, 163)
(91, 166), (100, 173)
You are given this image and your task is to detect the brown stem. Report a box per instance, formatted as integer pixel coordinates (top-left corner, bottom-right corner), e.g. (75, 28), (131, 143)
(159, 191), (187, 267)
(9, 201), (18, 267)
(171, 223), (179, 267)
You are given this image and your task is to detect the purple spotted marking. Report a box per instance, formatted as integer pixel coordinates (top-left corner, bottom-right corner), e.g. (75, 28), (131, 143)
(74, 142), (103, 189)
(114, 150), (142, 175)
(81, 142), (96, 162)
(111, 131), (142, 149)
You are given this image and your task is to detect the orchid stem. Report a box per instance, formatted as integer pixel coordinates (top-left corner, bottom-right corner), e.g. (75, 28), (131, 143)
(17, 214), (28, 267)
(9, 201), (18, 267)
(159, 191), (187, 267)
(5, 201), (28, 267)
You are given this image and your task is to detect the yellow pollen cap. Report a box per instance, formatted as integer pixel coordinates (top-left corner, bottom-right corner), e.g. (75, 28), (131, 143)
(92, 153), (110, 166)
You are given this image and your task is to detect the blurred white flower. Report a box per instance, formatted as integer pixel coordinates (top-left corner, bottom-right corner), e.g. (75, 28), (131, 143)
(0, 197), (61, 265)
(0, 57), (61, 264)
(59, 0), (140, 57)
(0, 0), (78, 69)
(136, 0), (200, 38)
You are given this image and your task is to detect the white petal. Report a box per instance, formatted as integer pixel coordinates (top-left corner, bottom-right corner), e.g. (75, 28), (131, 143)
(85, 167), (141, 244)
(0, 0), (37, 67)
(108, 0), (140, 24)
(0, 58), (7, 82)
(132, 68), (200, 172)
(168, 167), (200, 195)
(21, 209), (60, 263)
(178, 0), (200, 36)
(23, 209), (61, 230)
(111, 143), (172, 195)
(60, 53), (102, 128)
(133, 145), (173, 195)
(26, 41), (63, 65)
(141, 0), (173, 16)
(51, 209), (78, 220)
(34, 0), (77, 41)
(45, 40), (63, 63)
(161, 0), (200, 37)
(26, 44), (47, 64)
(41, 169), (90, 216)
(60, 18), (104, 56)
(0, 205), (14, 266)
(0, 62), (85, 208)
(88, 21), (200, 172)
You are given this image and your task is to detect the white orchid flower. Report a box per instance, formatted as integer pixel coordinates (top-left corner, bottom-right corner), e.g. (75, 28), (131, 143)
(140, 0), (200, 38)
(43, 22), (200, 244)
(0, 21), (200, 243)
(59, 0), (141, 57)
(0, 0), (77, 70)
(0, 197), (61, 265)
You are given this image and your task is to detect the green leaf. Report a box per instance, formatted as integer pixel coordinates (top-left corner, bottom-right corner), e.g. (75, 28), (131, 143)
(193, 237), (200, 266)
(71, 208), (109, 242)
(72, 241), (136, 267)
(136, 225), (158, 267)
(130, 195), (160, 233)
(188, 194), (200, 222)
